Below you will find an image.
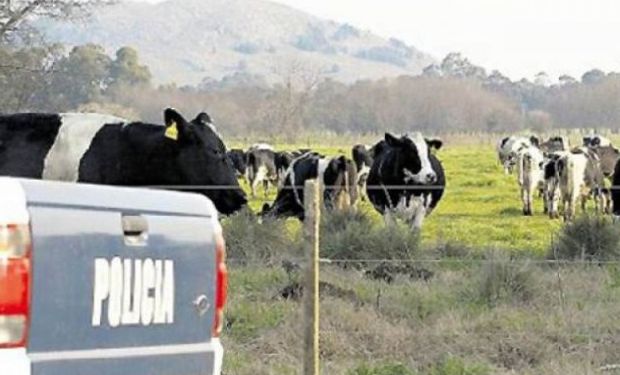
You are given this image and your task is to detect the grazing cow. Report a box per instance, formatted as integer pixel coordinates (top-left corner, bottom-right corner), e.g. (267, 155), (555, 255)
(352, 144), (374, 200)
(590, 145), (620, 178)
(583, 135), (612, 148)
(227, 148), (247, 179)
(246, 144), (277, 197)
(516, 146), (545, 216)
(0, 109), (247, 214)
(366, 132), (444, 230)
(543, 151), (569, 219)
(557, 149), (606, 220)
(610, 160), (620, 218)
(261, 153), (357, 220)
(539, 136), (570, 153)
(497, 136), (535, 174)
(274, 151), (295, 186)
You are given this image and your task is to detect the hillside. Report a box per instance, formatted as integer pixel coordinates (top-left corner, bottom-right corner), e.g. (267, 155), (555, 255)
(37, 0), (434, 86)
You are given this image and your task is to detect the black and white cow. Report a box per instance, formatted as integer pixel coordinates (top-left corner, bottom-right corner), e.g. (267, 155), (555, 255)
(352, 144), (374, 200)
(557, 148), (607, 220)
(583, 135), (612, 148)
(261, 152), (358, 220)
(227, 148), (247, 179)
(539, 136), (570, 153)
(274, 151), (295, 186)
(0, 109), (247, 214)
(543, 151), (569, 219)
(590, 145), (620, 178)
(497, 136), (536, 174)
(516, 145), (545, 216)
(246, 143), (278, 197)
(366, 132), (444, 230)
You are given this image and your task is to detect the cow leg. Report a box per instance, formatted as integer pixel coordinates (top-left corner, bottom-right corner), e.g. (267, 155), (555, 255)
(411, 203), (426, 230)
(580, 194), (587, 213)
(251, 166), (268, 198)
(383, 211), (396, 227)
(521, 188), (530, 216)
(263, 179), (269, 198)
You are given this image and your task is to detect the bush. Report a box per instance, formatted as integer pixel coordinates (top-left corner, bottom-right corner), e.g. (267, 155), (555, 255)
(550, 215), (620, 261)
(320, 209), (420, 264)
(475, 251), (538, 306)
(427, 357), (491, 375)
(348, 362), (417, 375)
(222, 209), (299, 264)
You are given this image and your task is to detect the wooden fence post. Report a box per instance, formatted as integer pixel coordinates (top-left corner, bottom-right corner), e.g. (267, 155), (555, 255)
(303, 179), (320, 375)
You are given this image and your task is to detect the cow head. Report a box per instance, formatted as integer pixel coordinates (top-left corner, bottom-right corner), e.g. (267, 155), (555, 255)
(322, 156), (358, 211)
(385, 132), (437, 184)
(162, 108), (246, 214)
(227, 149), (248, 177)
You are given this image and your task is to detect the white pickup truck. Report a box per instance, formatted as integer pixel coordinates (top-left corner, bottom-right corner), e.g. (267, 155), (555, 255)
(0, 178), (227, 375)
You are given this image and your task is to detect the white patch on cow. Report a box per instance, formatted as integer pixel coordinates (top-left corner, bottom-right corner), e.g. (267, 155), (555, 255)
(250, 165), (269, 196)
(249, 143), (274, 151)
(43, 113), (126, 181)
(559, 153), (589, 220)
(407, 132), (435, 184)
(392, 195), (427, 229)
(287, 156), (302, 207)
(498, 136), (533, 174)
(516, 146), (545, 215)
(357, 164), (371, 199)
(317, 158), (330, 188)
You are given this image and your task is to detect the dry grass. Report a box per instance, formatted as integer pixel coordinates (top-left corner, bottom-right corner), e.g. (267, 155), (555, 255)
(222, 262), (620, 374)
(221, 133), (620, 374)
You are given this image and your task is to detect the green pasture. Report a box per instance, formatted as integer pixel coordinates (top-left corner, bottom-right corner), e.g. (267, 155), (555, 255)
(233, 143), (563, 255)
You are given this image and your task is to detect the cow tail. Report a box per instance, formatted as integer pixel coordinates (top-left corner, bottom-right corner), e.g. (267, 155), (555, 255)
(566, 157), (576, 197)
(342, 165), (351, 209)
(247, 153), (256, 181)
(518, 153), (526, 186)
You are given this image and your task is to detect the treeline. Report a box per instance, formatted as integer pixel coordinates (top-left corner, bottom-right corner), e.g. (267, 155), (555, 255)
(2, 44), (620, 137)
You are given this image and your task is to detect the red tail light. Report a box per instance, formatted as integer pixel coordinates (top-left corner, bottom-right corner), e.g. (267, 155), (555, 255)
(212, 223), (228, 337)
(0, 224), (32, 348)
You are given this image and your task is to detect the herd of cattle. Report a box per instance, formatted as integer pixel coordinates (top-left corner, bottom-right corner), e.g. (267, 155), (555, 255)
(229, 132), (446, 229)
(0, 109), (446, 230)
(4, 108), (620, 229)
(497, 134), (620, 220)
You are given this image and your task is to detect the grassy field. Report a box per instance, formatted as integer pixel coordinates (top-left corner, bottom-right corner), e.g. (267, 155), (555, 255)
(234, 143), (563, 255)
(221, 140), (620, 374)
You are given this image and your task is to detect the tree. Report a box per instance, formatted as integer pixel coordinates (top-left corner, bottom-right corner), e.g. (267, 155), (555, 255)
(0, 0), (115, 42)
(0, 43), (63, 111)
(581, 69), (606, 85)
(108, 46), (151, 87)
(47, 43), (111, 108)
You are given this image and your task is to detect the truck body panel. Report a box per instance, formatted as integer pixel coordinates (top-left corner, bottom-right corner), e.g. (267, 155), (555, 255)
(0, 178), (224, 375)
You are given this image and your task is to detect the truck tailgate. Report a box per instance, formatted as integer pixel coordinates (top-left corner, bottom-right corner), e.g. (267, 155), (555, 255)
(19, 180), (222, 375)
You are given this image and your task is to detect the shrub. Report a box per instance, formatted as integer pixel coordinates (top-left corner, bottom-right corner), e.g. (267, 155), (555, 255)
(550, 215), (620, 261)
(222, 209), (299, 263)
(319, 209), (420, 264)
(427, 357), (491, 375)
(475, 251), (538, 306)
(348, 362), (417, 375)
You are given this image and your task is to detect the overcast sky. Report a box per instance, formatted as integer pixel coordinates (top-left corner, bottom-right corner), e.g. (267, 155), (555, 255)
(136, 0), (620, 80)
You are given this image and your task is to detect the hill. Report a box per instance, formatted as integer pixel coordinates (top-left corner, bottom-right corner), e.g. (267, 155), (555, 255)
(37, 0), (435, 86)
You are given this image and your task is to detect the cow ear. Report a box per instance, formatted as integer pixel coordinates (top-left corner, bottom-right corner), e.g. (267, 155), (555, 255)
(163, 108), (188, 142)
(337, 155), (347, 170)
(193, 112), (212, 125)
(385, 133), (401, 147)
(426, 138), (443, 151)
(530, 136), (540, 147)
